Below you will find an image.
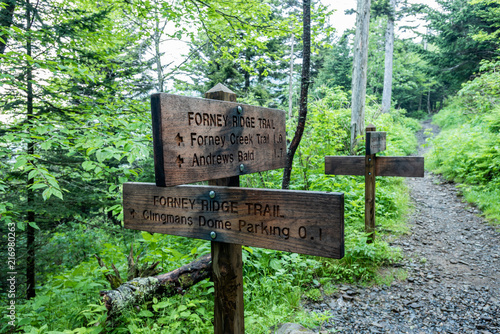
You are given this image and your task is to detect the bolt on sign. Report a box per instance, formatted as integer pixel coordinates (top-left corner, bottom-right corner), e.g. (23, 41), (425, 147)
(123, 183), (344, 259)
(151, 94), (287, 187)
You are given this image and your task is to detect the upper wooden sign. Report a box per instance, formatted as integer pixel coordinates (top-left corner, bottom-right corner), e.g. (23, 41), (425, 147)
(366, 131), (386, 155)
(151, 94), (287, 187)
(123, 183), (344, 259)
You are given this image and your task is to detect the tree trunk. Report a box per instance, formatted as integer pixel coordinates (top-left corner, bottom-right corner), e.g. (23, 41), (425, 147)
(350, 0), (371, 154)
(427, 88), (431, 114)
(154, 14), (164, 92)
(0, 0), (15, 54)
(288, 33), (295, 119)
(100, 254), (212, 318)
(381, 0), (395, 114)
(26, 0), (36, 300)
(282, 0), (311, 190)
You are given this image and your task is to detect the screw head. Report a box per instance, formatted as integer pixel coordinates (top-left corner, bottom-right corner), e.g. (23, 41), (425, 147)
(368, 172), (372, 176)
(209, 190), (216, 199)
(239, 164), (245, 172)
(210, 231), (217, 239)
(237, 106), (243, 114)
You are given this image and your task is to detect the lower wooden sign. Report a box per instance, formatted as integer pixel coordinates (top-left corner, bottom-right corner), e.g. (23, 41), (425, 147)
(123, 183), (344, 259)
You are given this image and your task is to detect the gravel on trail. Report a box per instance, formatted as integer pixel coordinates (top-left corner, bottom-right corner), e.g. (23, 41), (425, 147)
(308, 119), (500, 334)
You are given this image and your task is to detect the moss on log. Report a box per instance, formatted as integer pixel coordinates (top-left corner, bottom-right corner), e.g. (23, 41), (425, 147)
(100, 253), (212, 317)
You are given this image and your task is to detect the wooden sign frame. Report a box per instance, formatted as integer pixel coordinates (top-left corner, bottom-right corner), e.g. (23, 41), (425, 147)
(123, 183), (345, 259)
(151, 93), (287, 187)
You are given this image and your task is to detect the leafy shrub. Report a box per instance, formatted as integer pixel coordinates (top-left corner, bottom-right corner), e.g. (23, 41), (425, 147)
(427, 61), (500, 223)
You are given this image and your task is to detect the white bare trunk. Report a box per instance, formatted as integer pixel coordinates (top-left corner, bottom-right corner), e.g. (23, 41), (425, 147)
(350, 0), (371, 153)
(381, 0), (396, 114)
(288, 33), (295, 119)
(154, 16), (164, 92)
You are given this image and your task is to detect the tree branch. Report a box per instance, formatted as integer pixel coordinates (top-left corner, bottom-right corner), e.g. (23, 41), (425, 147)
(100, 254), (212, 318)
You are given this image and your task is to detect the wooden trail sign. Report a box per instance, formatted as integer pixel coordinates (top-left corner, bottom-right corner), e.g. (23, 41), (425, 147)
(122, 84), (345, 334)
(325, 125), (424, 242)
(366, 131), (386, 155)
(123, 183), (345, 259)
(151, 92), (287, 187)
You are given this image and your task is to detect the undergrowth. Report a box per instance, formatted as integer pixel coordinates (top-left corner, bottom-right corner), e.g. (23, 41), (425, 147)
(427, 59), (500, 224)
(4, 86), (420, 333)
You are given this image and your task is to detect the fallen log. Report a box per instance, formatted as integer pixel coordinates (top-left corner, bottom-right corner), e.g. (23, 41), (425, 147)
(100, 253), (212, 317)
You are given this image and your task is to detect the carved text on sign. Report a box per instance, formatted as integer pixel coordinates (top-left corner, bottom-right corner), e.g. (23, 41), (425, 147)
(123, 183), (344, 259)
(151, 94), (287, 186)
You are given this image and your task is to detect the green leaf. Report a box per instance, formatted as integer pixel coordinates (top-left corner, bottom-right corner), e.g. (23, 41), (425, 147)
(96, 150), (108, 163)
(17, 221), (26, 231)
(30, 183), (47, 190)
(14, 156), (28, 169)
(40, 141), (51, 150)
(52, 188), (64, 200)
(29, 222), (40, 230)
(152, 301), (170, 311)
(42, 187), (52, 200)
(82, 161), (94, 171)
(28, 169), (38, 180)
(138, 310), (154, 317)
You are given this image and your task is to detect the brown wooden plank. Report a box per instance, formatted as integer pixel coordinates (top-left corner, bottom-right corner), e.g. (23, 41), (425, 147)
(376, 156), (424, 177)
(365, 154), (375, 243)
(325, 156), (424, 177)
(366, 131), (386, 155)
(151, 93), (287, 187)
(325, 156), (365, 175)
(212, 242), (243, 334)
(123, 183), (345, 259)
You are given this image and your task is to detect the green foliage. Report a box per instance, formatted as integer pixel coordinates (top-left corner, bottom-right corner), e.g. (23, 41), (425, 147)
(427, 61), (500, 223)
(5, 84), (421, 333)
(424, 0), (500, 96)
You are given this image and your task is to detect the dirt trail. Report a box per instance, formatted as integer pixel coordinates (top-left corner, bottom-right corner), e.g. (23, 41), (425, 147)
(309, 119), (500, 333)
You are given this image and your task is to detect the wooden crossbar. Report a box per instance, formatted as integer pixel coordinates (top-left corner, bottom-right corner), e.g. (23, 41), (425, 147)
(325, 156), (424, 177)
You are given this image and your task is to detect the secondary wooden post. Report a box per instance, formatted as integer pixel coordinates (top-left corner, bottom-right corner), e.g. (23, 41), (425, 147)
(205, 83), (244, 334)
(365, 124), (376, 243)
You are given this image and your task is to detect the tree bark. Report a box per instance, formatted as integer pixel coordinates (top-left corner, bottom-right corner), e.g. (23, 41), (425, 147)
(100, 254), (212, 318)
(282, 0), (310, 190)
(350, 0), (371, 154)
(0, 0), (15, 54)
(288, 33), (295, 119)
(427, 88), (431, 114)
(381, 0), (395, 114)
(154, 13), (164, 92)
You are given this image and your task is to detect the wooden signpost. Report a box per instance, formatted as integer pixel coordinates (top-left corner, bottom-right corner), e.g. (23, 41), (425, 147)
(123, 84), (345, 334)
(325, 125), (424, 243)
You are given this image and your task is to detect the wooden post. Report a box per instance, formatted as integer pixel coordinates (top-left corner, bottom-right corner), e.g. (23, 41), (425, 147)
(365, 124), (376, 243)
(205, 84), (244, 334)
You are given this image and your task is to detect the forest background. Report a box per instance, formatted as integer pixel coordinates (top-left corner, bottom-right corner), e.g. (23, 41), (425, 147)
(1, 0), (499, 332)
